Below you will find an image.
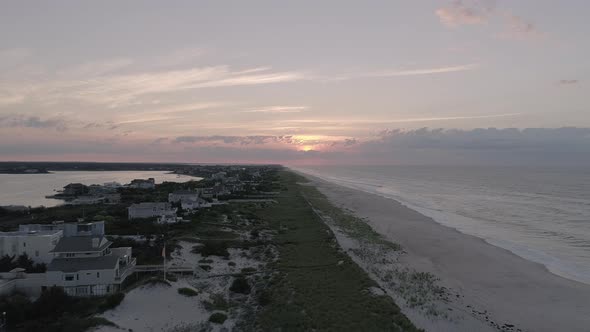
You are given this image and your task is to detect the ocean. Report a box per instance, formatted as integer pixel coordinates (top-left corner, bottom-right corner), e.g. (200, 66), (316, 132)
(0, 171), (196, 208)
(295, 165), (590, 285)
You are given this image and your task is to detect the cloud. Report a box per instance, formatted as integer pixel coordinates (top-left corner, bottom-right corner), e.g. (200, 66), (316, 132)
(331, 138), (358, 147)
(242, 106), (308, 113)
(436, 1), (541, 40)
(558, 80), (579, 85)
(0, 94), (25, 106)
(0, 114), (68, 131)
(498, 13), (542, 40)
(366, 64), (479, 77)
(1, 127), (589, 166)
(0, 51), (308, 109)
(364, 127), (590, 161)
(173, 135), (295, 145)
(435, 0), (494, 27)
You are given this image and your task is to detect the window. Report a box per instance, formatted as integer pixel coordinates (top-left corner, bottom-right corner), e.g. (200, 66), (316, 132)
(35, 250), (39, 257)
(65, 274), (75, 281)
(23, 242), (26, 247)
(97, 272), (100, 278)
(76, 274), (79, 280)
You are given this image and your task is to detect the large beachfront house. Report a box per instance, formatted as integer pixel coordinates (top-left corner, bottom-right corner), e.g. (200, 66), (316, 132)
(168, 190), (200, 203)
(46, 236), (135, 296)
(0, 229), (63, 264)
(20, 220), (105, 238)
(128, 202), (177, 220)
(128, 178), (156, 189)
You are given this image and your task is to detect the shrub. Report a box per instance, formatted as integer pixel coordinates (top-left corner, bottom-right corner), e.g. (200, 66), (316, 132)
(192, 241), (229, 257)
(99, 292), (125, 311)
(199, 265), (212, 271)
(178, 287), (199, 297)
(229, 277), (251, 294)
(0, 253), (47, 273)
(257, 289), (271, 306)
(209, 312), (227, 324)
(143, 277), (171, 287)
(34, 286), (73, 317)
(203, 293), (229, 311)
(241, 267), (256, 274)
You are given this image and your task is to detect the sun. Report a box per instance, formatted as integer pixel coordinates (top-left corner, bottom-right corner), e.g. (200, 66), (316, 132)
(301, 145), (314, 152)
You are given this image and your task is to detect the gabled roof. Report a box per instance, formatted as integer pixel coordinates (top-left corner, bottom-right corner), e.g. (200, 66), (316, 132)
(171, 190), (198, 195)
(47, 255), (120, 272)
(128, 202), (171, 209)
(50, 236), (111, 253)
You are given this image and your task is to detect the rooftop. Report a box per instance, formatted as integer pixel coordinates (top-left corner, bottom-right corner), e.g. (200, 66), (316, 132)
(129, 202), (171, 208)
(171, 190), (199, 195)
(50, 236), (111, 253)
(48, 255), (120, 272)
(0, 230), (62, 237)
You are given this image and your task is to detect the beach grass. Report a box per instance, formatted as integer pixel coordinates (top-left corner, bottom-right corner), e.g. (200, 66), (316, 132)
(254, 170), (420, 331)
(297, 177), (402, 251)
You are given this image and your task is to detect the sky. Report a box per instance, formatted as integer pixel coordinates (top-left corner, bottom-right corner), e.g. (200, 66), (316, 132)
(0, 0), (589, 165)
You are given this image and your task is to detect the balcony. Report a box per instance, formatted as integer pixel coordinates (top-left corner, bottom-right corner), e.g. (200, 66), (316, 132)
(115, 257), (136, 282)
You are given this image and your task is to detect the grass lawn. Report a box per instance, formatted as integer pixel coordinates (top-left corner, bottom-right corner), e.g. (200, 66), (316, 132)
(255, 170), (420, 331)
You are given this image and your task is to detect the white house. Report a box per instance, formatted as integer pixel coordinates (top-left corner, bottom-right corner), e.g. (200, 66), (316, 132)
(181, 198), (212, 211)
(211, 171), (227, 180)
(168, 190), (200, 203)
(19, 220), (105, 238)
(128, 202), (177, 220)
(128, 178), (156, 189)
(0, 230), (63, 264)
(45, 236), (135, 296)
(68, 196), (106, 205)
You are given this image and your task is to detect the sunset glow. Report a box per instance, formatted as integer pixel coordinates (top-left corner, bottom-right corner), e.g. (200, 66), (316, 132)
(0, 1), (588, 165)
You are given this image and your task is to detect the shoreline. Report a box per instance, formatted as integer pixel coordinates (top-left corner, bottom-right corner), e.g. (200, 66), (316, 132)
(298, 171), (590, 332)
(295, 168), (590, 286)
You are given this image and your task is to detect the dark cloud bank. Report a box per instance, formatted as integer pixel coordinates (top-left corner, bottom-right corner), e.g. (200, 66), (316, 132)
(1, 128), (589, 166)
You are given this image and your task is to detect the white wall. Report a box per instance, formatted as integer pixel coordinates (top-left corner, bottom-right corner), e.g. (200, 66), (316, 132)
(0, 232), (62, 264)
(0, 273), (46, 296)
(46, 266), (118, 288)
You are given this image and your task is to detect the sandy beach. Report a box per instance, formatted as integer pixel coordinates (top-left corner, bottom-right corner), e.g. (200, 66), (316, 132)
(304, 174), (590, 332)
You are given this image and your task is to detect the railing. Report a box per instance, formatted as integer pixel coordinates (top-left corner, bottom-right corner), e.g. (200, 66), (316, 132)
(115, 258), (137, 282)
(134, 264), (194, 273)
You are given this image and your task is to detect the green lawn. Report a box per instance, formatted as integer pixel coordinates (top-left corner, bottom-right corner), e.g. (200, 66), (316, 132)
(255, 170), (420, 332)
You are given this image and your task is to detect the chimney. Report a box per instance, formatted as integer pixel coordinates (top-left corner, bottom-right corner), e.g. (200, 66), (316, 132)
(92, 238), (99, 248)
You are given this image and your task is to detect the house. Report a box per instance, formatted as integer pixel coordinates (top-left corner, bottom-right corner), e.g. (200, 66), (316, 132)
(180, 198), (211, 211)
(0, 230), (63, 264)
(63, 183), (88, 196)
(20, 221), (105, 238)
(200, 188), (214, 199)
(68, 196), (106, 205)
(212, 183), (230, 197)
(102, 193), (121, 203)
(128, 178), (156, 189)
(157, 215), (183, 224)
(45, 236), (135, 296)
(168, 190), (199, 203)
(211, 171), (227, 180)
(103, 181), (122, 189)
(128, 202), (177, 220)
